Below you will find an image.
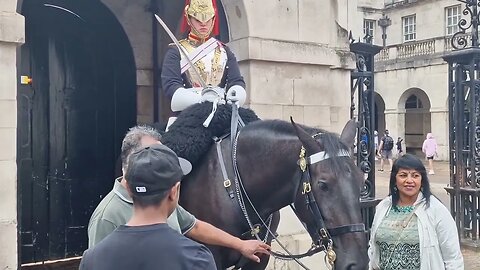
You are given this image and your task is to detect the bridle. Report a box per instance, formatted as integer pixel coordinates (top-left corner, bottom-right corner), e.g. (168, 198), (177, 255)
(287, 143), (366, 267)
(218, 105), (366, 269)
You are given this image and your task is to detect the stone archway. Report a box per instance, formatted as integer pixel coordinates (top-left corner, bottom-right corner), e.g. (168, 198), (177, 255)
(17, 0), (136, 263)
(398, 88), (431, 155)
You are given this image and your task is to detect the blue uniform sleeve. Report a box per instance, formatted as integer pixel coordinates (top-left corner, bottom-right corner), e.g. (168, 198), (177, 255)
(224, 46), (246, 90)
(161, 47), (187, 98)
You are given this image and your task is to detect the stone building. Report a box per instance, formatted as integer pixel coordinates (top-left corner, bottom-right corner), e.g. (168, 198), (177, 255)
(1, 0), (360, 269)
(357, 0), (461, 159)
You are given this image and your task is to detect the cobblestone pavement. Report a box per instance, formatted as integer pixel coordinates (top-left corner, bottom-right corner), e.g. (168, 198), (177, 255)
(374, 159), (480, 270)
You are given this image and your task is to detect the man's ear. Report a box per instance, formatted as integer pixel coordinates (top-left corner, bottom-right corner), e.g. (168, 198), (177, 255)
(168, 182), (181, 201)
(125, 181), (133, 196)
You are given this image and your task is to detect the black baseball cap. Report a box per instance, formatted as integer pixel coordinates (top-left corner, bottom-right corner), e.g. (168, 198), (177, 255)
(125, 144), (192, 196)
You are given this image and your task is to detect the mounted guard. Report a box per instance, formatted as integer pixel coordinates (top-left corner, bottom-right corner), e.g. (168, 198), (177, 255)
(161, 0), (247, 124)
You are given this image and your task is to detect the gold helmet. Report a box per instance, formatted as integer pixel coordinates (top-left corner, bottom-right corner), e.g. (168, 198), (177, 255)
(185, 0), (215, 23)
(182, 0), (219, 41)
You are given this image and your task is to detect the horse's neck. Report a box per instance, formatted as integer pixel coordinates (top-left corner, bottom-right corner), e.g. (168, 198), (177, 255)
(237, 135), (302, 216)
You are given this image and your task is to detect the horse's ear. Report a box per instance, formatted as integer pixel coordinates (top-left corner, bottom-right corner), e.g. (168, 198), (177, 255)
(290, 117), (321, 152)
(340, 119), (358, 148)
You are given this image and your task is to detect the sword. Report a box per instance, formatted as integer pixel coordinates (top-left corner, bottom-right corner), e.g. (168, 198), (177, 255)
(44, 4), (86, 22)
(154, 14), (208, 89)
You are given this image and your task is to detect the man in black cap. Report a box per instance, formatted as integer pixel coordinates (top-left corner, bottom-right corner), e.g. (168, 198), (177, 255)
(80, 144), (216, 269)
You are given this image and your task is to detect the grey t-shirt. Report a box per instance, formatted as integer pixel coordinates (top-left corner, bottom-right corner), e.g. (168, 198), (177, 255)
(80, 223), (216, 270)
(87, 178), (196, 247)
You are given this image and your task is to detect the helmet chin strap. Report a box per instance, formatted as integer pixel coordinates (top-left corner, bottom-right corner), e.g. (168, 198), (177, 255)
(186, 16), (215, 42)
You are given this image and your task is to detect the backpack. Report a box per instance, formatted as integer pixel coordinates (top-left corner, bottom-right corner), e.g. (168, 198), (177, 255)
(383, 136), (394, 151)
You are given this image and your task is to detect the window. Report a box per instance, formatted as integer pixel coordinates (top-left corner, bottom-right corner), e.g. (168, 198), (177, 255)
(446, 5), (461, 36)
(363, 19), (375, 43)
(402, 15), (416, 42)
(405, 95), (423, 109)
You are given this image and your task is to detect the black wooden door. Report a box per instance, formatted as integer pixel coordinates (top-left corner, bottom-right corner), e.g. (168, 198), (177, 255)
(18, 0), (136, 263)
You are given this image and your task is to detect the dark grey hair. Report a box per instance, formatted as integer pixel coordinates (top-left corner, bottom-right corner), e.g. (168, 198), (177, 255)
(121, 125), (162, 170)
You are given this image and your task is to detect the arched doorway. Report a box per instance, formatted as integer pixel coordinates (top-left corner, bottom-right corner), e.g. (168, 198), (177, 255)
(399, 88), (431, 155)
(17, 0), (136, 263)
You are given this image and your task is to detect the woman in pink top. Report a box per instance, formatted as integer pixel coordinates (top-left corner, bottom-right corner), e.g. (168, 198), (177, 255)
(422, 133), (437, 175)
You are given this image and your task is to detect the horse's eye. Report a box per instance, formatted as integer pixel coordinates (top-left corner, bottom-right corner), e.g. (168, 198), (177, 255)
(318, 180), (329, 192)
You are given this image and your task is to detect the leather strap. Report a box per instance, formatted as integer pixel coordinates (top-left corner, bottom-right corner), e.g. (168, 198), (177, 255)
(328, 224), (365, 236)
(214, 137), (235, 199)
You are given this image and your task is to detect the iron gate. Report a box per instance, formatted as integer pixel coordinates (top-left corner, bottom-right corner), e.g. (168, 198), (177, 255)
(349, 36), (383, 234)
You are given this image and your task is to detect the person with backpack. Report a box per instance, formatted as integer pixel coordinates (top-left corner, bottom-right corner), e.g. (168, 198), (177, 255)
(378, 130), (394, 172)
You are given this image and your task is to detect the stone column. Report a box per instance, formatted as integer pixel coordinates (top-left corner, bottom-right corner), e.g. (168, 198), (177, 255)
(0, 1), (25, 268)
(431, 108), (449, 160)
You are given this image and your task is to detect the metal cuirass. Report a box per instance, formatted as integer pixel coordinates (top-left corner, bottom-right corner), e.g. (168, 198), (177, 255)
(179, 38), (227, 87)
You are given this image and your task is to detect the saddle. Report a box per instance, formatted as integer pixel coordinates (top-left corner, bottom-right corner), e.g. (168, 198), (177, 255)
(161, 102), (259, 165)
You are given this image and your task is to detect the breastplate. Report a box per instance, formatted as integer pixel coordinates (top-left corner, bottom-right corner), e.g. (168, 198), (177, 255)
(179, 39), (228, 87)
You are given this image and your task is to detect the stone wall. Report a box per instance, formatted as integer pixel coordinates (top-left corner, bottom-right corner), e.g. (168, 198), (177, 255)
(0, 1), (24, 269)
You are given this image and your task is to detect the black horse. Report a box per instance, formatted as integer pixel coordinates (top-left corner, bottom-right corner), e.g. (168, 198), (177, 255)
(162, 104), (368, 270)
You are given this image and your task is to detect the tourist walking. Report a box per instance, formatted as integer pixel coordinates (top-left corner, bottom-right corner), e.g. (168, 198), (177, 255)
(422, 133), (437, 175)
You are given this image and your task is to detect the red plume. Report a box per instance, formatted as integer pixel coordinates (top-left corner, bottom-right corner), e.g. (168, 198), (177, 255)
(180, 0), (190, 33)
(211, 0), (219, 36)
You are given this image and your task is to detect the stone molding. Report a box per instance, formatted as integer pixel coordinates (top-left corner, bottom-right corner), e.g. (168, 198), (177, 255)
(0, 11), (25, 45)
(228, 37), (356, 69)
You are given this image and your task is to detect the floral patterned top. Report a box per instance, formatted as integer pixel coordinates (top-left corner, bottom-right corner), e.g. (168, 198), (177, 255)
(375, 205), (420, 270)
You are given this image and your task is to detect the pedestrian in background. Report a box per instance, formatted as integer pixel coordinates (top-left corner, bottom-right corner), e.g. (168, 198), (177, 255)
(396, 137), (404, 158)
(368, 154), (464, 270)
(422, 133), (437, 175)
(378, 130), (394, 172)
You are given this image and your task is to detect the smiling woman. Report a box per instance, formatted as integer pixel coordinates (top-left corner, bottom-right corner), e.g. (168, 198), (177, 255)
(368, 154), (464, 270)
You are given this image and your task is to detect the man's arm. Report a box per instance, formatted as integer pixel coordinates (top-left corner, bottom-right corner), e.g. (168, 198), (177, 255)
(87, 219), (117, 248)
(186, 220), (270, 263)
(161, 47), (185, 98)
(224, 46), (246, 90)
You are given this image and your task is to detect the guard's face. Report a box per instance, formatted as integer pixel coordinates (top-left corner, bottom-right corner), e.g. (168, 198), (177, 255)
(190, 17), (214, 37)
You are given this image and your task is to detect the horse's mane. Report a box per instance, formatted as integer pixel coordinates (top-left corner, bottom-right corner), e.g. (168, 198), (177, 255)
(243, 120), (351, 175)
(161, 102), (259, 165)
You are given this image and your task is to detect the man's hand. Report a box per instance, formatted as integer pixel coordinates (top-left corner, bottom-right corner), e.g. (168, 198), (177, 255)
(237, 239), (271, 263)
(187, 220), (271, 263)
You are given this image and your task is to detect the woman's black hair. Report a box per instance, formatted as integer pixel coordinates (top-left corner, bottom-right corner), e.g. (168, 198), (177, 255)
(389, 154), (431, 209)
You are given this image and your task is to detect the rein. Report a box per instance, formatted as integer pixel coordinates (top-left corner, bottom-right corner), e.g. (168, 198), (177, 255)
(289, 145), (366, 267)
(216, 103), (365, 269)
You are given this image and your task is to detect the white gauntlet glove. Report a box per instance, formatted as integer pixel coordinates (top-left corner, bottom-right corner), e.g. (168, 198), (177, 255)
(171, 87), (202, 112)
(201, 86), (225, 103)
(226, 85), (246, 107)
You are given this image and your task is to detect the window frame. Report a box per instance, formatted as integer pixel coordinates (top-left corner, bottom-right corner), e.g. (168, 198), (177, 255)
(445, 5), (461, 36)
(402, 15), (417, 42)
(363, 19), (376, 43)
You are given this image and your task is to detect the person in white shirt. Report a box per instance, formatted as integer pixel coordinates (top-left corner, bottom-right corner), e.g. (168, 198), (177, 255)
(368, 154), (464, 270)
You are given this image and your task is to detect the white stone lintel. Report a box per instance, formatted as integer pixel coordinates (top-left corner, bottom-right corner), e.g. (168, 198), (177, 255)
(0, 12), (25, 45)
(228, 37), (355, 70)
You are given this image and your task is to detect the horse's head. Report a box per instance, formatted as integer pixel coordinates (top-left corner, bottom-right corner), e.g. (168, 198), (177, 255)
(291, 118), (368, 270)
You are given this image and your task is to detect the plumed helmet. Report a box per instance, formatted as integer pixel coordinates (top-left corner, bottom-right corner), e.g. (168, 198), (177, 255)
(186, 0), (215, 23)
(181, 0), (219, 37)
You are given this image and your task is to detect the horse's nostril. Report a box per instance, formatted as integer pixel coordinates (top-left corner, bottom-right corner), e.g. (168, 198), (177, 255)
(345, 263), (362, 270)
